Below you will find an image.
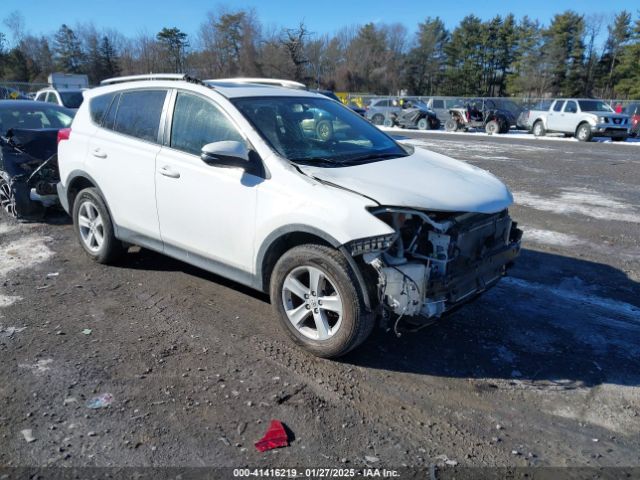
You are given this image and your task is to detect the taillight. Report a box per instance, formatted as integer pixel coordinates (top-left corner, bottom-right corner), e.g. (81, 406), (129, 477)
(57, 128), (71, 144)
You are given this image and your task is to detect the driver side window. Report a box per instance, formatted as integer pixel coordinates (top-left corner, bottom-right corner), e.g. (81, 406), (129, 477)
(170, 92), (244, 156)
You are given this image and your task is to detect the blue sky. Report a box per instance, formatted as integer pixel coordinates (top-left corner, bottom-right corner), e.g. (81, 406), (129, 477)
(1, 0), (627, 41)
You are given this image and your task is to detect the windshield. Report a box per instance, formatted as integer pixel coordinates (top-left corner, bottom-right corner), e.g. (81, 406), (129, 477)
(60, 91), (84, 109)
(577, 100), (613, 113)
(0, 104), (75, 134)
(233, 96), (407, 166)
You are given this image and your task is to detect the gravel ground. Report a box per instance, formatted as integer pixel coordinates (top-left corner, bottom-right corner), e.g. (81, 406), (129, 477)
(0, 131), (639, 475)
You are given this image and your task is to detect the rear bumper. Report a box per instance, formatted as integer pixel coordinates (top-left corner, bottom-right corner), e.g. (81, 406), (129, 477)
(56, 182), (70, 214)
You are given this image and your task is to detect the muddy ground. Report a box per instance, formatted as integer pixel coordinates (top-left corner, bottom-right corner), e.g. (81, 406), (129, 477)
(1, 132), (639, 475)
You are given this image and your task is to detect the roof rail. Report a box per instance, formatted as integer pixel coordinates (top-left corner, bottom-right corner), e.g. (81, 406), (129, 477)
(100, 73), (206, 86)
(206, 77), (307, 90)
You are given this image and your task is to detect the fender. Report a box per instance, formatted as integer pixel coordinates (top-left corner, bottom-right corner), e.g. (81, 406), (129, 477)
(58, 169), (119, 235)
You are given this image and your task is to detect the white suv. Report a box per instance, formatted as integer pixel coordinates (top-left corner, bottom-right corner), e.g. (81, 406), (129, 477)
(57, 74), (522, 358)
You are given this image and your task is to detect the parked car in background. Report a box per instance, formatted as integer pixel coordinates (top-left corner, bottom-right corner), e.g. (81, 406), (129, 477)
(445, 102), (511, 134)
(365, 98), (399, 125)
(0, 100), (75, 219)
(624, 102), (640, 137)
(530, 99), (629, 142)
(383, 100), (441, 130)
(518, 99), (553, 131)
(316, 90), (366, 116)
(0, 86), (29, 100)
(56, 74), (521, 358)
(34, 88), (86, 110)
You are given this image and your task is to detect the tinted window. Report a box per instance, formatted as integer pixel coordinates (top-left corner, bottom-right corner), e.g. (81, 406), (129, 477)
(432, 100), (444, 109)
(564, 101), (578, 113)
(533, 100), (552, 110)
(553, 101), (564, 112)
(60, 91), (84, 109)
(90, 93), (117, 125)
(113, 90), (167, 142)
(170, 92), (244, 156)
(376, 100), (389, 107)
(577, 100), (613, 113)
(46, 92), (58, 104)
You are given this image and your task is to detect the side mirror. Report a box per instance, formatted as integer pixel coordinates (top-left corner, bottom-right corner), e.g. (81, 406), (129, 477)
(201, 141), (250, 168)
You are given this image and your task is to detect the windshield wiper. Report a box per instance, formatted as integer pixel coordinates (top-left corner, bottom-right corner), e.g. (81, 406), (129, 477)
(290, 157), (342, 167)
(342, 152), (408, 164)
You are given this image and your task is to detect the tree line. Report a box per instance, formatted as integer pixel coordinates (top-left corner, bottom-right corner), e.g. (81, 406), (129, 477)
(1, 8), (639, 99)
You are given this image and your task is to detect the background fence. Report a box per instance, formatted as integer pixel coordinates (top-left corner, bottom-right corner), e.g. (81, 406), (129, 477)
(1, 80), (636, 112)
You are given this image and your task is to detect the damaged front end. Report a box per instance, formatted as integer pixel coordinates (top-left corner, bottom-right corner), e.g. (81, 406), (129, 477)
(0, 129), (60, 219)
(348, 207), (522, 333)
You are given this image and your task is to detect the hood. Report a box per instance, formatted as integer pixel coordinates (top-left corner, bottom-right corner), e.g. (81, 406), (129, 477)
(299, 146), (513, 214)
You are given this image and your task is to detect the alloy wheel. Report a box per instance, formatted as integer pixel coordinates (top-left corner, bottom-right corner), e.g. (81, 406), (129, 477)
(0, 179), (17, 218)
(78, 200), (105, 252)
(281, 265), (343, 341)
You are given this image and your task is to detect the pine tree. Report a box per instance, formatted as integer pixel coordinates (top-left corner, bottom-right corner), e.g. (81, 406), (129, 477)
(53, 24), (84, 73)
(542, 12), (586, 96)
(599, 11), (631, 97)
(99, 36), (121, 79)
(156, 27), (189, 73)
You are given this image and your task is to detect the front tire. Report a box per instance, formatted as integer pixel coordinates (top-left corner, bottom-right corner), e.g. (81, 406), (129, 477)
(485, 120), (500, 135)
(72, 187), (123, 264)
(576, 123), (592, 142)
(270, 244), (373, 358)
(417, 118), (428, 130)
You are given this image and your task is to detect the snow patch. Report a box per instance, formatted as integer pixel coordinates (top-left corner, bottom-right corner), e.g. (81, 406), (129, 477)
(502, 277), (640, 326)
(0, 295), (22, 308)
(0, 223), (17, 235)
(19, 358), (54, 374)
(0, 235), (54, 278)
(523, 228), (585, 247)
(515, 188), (640, 224)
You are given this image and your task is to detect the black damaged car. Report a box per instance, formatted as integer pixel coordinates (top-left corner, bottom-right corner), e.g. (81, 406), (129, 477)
(0, 100), (74, 220)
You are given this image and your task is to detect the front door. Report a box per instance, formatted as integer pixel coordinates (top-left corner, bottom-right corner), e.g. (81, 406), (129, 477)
(155, 91), (259, 275)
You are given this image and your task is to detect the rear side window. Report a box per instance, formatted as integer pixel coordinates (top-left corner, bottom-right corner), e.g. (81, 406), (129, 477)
(113, 90), (167, 143)
(553, 101), (565, 112)
(90, 93), (117, 125)
(432, 100), (444, 109)
(170, 92), (243, 156)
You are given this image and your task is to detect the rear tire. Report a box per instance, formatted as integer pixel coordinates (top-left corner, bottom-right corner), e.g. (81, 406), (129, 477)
(417, 118), (428, 130)
(72, 187), (124, 264)
(532, 121), (545, 137)
(576, 123), (592, 142)
(270, 244), (373, 358)
(371, 114), (384, 125)
(444, 119), (458, 132)
(315, 119), (333, 141)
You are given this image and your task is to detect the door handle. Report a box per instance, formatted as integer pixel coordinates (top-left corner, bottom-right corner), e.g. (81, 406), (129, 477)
(92, 148), (107, 159)
(158, 166), (180, 179)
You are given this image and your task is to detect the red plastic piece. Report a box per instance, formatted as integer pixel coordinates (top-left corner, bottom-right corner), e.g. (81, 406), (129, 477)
(255, 420), (289, 452)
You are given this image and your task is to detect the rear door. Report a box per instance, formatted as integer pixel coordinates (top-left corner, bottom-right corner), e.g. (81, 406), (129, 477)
(559, 100), (579, 133)
(86, 89), (169, 243)
(547, 100), (565, 131)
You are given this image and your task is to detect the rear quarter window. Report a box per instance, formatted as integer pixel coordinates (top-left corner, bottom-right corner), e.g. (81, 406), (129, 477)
(90, 93), (117, 125)
(112, 90), (167, 143)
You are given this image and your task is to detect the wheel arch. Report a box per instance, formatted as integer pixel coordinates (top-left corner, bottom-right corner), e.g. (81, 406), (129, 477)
(257, 225), (340, 292)
(65, 170), (117, 234)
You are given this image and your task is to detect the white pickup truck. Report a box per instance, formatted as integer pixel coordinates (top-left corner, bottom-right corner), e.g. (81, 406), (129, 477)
(529, 98), (629, 142)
